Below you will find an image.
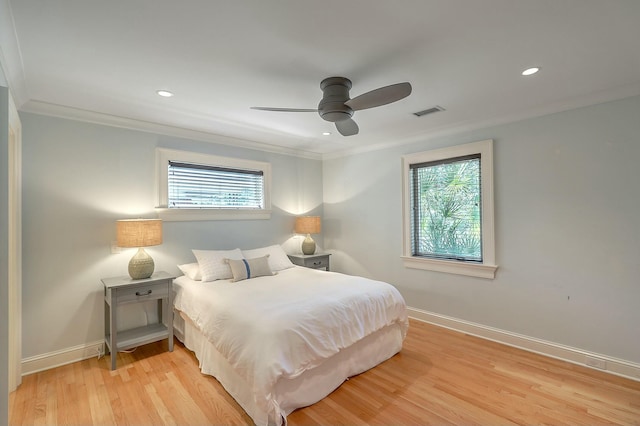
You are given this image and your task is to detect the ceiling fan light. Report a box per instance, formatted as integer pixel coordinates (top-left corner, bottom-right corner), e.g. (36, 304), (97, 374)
(321, 111), (353, 122)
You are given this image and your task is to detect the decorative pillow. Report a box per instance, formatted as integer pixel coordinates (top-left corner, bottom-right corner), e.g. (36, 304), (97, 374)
(241, 244), (295, 272)
(225, 255), (274, 282)
(192, 248), (244, 282)
(177, 263), (202, 281)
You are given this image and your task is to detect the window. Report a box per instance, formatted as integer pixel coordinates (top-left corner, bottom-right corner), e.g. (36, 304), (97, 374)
(402, 140), (497, 278)
(168, 162), (264, 209)
(410, 154), (482, 261)
(156, 149), (271, 221)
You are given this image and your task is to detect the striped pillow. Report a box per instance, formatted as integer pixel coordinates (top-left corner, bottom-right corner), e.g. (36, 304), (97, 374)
(225, 255), (274, 282)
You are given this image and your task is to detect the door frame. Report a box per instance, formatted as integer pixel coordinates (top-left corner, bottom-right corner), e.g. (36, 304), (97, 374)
(7, 92), (22, 391)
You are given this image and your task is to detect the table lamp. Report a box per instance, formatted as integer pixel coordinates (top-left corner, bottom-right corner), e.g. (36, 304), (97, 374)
(116, 218), (163, 279)
(295, 216), (321, 255)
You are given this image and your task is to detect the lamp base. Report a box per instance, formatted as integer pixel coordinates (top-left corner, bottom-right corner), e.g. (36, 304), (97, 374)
(301, 234), (316, 255)
(129, 247), (155, 279)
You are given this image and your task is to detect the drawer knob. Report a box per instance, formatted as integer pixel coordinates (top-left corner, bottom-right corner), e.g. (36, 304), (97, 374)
(135, 289), (152, 296)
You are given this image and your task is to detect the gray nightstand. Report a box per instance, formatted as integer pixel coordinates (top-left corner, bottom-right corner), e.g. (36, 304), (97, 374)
(287, 253), (331, 271)
(102, 271), (175, 370)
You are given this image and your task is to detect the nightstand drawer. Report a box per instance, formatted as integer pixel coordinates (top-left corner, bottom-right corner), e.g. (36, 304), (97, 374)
(116, 283), (168, 304)
(287, 253), (331, 271)
(305, 257), (329, 269)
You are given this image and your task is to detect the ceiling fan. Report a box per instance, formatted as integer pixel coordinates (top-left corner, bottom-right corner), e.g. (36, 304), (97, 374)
(251, 77), (412, 136)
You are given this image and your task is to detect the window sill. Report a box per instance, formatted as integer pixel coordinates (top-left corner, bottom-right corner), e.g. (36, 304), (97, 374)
(156, 208), (272, 222)
(401, 256), (497, 279)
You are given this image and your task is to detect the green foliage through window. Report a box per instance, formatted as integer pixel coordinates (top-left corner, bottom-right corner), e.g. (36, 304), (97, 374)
(410, 154), (482, 262)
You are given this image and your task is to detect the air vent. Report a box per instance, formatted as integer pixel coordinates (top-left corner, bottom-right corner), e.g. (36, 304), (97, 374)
(414, 106), (445, 117)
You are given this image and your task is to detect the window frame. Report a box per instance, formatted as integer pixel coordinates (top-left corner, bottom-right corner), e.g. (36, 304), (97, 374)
(155, 148), (272, 221)
(401, 139), (497, 278)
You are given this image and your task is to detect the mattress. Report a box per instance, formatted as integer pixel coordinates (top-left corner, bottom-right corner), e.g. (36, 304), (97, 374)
(173, 266), (408, 425)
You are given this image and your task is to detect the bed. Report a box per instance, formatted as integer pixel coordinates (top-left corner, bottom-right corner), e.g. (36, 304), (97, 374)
(172, 246), (408, 426)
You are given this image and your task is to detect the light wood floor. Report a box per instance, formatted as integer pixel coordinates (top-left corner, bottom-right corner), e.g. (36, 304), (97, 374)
(10, 319), (640, 425)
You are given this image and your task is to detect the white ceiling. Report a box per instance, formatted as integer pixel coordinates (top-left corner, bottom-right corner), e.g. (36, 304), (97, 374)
(3, 0), (640, 156)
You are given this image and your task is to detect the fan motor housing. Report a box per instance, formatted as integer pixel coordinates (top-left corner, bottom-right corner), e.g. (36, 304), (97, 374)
(318, 77), (354, 122)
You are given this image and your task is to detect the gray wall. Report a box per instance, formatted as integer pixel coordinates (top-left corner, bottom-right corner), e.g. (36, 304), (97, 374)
(323, 95), (640, 364)
(18, 95), (640, 369)
(20, 113), (323, 358)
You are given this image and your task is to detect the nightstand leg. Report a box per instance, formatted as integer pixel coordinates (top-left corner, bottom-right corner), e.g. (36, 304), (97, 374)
(168, 290), (174, 352)
(104, 299), (108, 356)
(157, 292), (174, 352)
(110, 302), (117, 370)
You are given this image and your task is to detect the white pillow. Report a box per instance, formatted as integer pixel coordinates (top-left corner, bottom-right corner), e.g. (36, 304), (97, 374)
(177, 263), (201, 281)
(192, 248), (244, 282)
(242, 244), (295, 272)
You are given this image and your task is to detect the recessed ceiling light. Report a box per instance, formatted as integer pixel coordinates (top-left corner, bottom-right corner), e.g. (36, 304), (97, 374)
(156, 90), (174, 97)
(322, 132), (331, 136)
(522, 67), (540, 76)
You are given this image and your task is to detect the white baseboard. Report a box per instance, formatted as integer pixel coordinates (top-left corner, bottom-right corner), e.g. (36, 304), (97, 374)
(21, 340), (105, 376)
(21, 311), (640, 383)
(408, 307), (640, 382)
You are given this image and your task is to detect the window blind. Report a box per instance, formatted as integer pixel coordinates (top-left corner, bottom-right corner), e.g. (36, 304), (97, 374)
(410, 154), (482, 262)
(168, 161), (264, 209)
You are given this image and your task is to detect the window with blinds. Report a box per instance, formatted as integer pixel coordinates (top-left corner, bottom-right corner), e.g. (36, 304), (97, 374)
(156, 148), (272, 221)
(410, 154), (482, 262)
(168, 161), (264, 209)
(401, 139), (496, 278)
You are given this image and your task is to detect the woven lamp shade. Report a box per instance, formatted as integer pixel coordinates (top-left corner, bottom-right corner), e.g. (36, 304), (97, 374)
(116, 219), (163, 248)
(295, 216), (321, 235)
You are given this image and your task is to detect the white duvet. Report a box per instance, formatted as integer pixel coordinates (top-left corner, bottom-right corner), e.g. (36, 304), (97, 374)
(173, 266), (408, 425)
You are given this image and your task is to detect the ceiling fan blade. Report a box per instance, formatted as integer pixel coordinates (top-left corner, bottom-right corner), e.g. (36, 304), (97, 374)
(335, 118), (359, 136)
(345, 82), (412, 111)
(250, 107), (318, 112)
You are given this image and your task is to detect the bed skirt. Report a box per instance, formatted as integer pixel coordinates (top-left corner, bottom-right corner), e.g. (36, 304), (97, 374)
(174, 309), (405, 425)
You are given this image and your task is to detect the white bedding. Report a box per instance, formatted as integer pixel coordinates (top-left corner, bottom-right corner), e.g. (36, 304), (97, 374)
(173, 266), (408, 425)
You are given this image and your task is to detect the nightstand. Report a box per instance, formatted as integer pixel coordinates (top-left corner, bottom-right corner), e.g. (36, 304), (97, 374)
(102, 271), (175, 370)
(287, 253), (331, 271)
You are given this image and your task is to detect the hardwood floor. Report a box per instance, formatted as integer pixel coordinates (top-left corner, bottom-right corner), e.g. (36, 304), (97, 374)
(10, 319), (640, 425)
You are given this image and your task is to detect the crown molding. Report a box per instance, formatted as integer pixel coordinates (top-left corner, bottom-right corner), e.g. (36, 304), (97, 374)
(0, 0), (29, 106)
(20, 100), (323, 160)
(16, 82), (640, 163)
(322, 83), (640, 160)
